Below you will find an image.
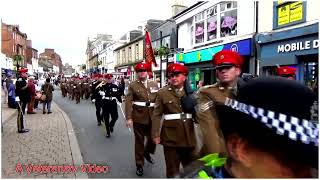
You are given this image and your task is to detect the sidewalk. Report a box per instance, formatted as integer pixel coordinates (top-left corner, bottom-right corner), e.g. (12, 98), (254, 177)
(1, 98), (87, 178)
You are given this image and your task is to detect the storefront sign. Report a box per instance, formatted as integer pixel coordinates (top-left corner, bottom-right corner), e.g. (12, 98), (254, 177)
(176, 39), (251, 64)
(277, 1), (303, 26)
(277, 39), (319, 53)
(120, 68), (127, 73)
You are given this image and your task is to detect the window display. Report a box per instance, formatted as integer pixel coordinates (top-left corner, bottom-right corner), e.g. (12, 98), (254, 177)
(207, 5), (217, 40)
(195, 12), (205, 44)
(220, 2), (237, 37)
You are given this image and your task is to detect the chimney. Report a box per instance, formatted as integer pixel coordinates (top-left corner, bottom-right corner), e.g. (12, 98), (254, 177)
(172, 0), (187, 16)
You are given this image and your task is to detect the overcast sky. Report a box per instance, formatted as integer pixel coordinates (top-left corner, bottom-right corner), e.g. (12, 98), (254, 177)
(1, 0), (194, 67)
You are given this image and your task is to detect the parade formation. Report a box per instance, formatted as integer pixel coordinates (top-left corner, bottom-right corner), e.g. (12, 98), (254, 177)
(2, 0), (319, 178)
(41, 49), (317, 178)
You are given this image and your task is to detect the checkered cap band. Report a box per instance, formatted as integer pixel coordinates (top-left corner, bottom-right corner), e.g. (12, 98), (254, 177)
(224, 98), (319, 146)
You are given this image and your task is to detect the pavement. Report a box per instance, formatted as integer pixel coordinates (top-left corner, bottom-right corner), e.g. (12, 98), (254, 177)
(1, 90), (87, 178)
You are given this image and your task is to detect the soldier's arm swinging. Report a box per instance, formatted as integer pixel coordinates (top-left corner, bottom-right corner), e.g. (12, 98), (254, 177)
(151, 92), (164, 144)
(125, 84), (134, 121)
(196, 92), (226, 154)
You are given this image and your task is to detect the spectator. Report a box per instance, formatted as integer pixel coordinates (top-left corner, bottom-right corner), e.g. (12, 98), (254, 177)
(34, 80), (41, 109)
(27, 76), (36, 114)
(2, 75), (8, 104)
(41, 78), (54, 114)
(7, 76), (17, 109)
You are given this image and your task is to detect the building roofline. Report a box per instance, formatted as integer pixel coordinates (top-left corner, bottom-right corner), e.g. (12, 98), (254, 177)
(114, 35), (145, 51)
(172, 1), (205, 19)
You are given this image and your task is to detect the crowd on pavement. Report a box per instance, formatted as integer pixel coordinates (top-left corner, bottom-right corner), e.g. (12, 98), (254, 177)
(2, 69), (55, 133)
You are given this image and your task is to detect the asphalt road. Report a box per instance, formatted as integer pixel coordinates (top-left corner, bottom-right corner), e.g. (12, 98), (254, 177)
(53, 89), (166, 178)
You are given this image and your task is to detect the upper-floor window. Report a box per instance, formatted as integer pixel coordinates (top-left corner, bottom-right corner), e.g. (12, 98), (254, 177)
(190, 1), (238, 47)
(220, 1), (237, 38)
(273, 1), (306, 29)
(207, 5), (218, 40)
(122, 49), (126, 63)
(195, 12), (205, 44)
(135, 44), (139, 60)
(128, 47), (132, 62)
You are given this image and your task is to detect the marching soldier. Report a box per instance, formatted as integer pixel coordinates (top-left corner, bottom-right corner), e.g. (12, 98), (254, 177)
(80, 77), (85, 99)
(101, 73), (122, 137)
(125, 62), (158, 176)
(74, 78), (81, 104)
(83, 77), (91, 99)
(60, 78), (67, 97)
(151, 63), (196, 178)
(276, 66), (296, 80)
(71, 78), (76, 101)
(91, 74), (103, 126)
(196, 50), (245, 155)
(67, 80), (72, 100)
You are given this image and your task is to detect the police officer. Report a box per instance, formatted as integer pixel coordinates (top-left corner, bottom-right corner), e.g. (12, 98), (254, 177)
(151, 63), (197, 178)
(196, 50), (244, 155)
(277, 66), (296, 80)
(101, 73), (122, 138)
(125, 62), (158, 176)
(184, 77), (318, 178)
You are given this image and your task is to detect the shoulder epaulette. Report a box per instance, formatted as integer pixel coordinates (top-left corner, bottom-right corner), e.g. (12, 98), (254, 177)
(201, 83), (217, 90)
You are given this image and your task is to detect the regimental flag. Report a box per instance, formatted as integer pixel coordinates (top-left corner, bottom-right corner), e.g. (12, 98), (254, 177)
(145, 31), (157, 67)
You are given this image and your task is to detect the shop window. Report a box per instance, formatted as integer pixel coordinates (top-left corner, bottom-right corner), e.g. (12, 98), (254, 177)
(195, 12), (205, 44)
(304, 62), (318, 89)
(220, 1), (237, 38)
(207, 5), (218, 40)
(273, 1), (306, 29)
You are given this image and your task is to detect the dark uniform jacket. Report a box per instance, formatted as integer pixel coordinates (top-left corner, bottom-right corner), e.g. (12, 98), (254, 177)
(151, 85), (196, 147)
(102, 83), (122, 103)
(125, 79), (159, 124)
(91, 81), (103, 101)
(15, 78), (30, 102)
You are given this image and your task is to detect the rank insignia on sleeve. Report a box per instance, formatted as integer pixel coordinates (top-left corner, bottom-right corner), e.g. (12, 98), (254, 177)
(199, 101), (214, 112)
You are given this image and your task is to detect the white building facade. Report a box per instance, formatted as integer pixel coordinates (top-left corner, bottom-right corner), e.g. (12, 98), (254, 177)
(175, 0), (257, 89)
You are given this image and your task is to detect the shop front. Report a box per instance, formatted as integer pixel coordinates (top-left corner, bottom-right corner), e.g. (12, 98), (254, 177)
(176, 38), (253, 90)
(256, 23), (318, 87)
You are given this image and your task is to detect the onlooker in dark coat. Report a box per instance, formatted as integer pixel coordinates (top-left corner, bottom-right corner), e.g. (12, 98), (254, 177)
(15, 73), (30, 114)
(41, 78), (54, 114)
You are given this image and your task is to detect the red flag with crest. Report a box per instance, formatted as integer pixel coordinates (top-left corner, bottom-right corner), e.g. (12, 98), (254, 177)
(145, 31), (157, 67)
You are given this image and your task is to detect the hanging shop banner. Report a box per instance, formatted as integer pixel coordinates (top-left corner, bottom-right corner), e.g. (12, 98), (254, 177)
(176, 38), (251, 64)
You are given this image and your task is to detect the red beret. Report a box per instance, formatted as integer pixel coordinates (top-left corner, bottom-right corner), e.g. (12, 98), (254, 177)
(135, 62), (151, 72)
(104, 73), (113, 79)
(18, 68), (28, 73)
(277, 66), (296, 76)
(167, 63), (189, 76)
(213, 50), (243, 68)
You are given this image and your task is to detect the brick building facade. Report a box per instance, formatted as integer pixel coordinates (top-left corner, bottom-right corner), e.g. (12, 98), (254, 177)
(1, 22), (28, 67)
